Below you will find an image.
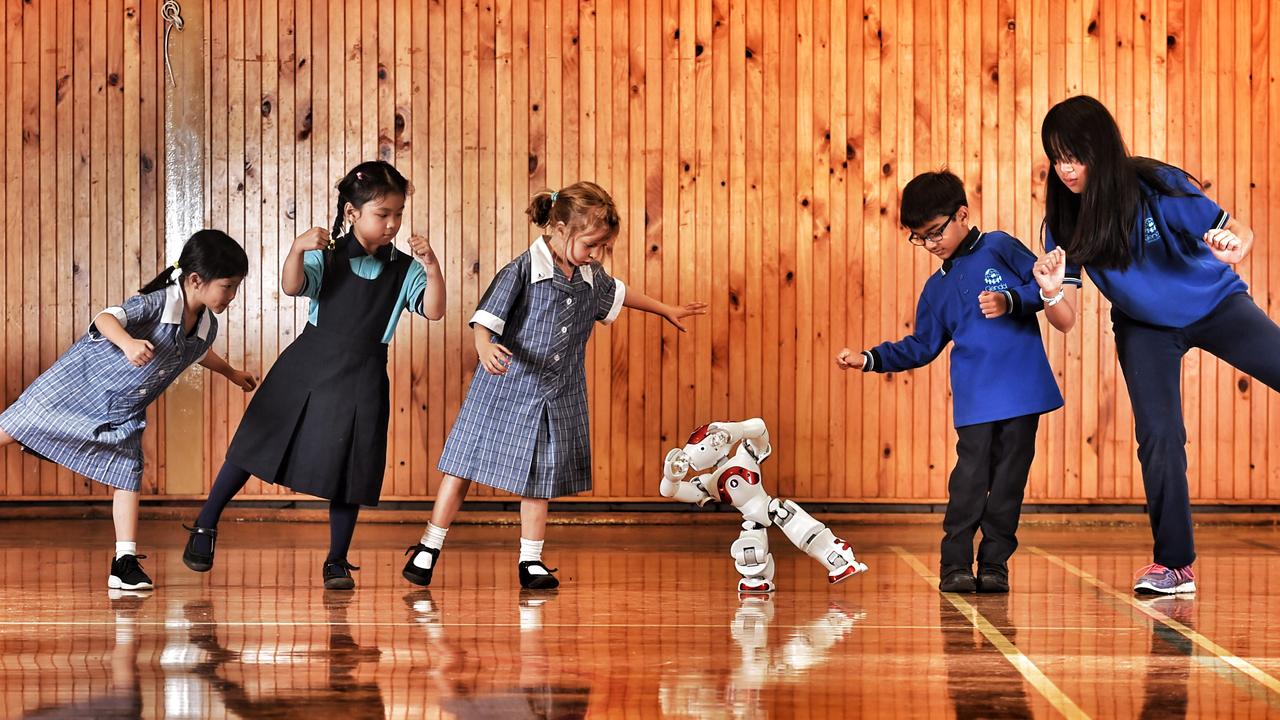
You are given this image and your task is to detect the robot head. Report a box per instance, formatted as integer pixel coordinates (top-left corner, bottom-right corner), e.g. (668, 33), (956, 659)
(676, 424), (733, 472)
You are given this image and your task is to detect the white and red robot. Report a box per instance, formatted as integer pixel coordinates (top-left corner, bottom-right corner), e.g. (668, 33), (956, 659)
(660, 418), (869, 592)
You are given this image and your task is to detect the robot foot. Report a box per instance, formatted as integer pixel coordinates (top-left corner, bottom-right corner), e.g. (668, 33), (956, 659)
(823, 535), (869, 584)
(737, 577), (775, 594)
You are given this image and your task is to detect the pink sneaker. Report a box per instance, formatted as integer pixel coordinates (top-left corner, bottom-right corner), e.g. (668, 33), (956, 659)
(1133, 563), (1196, 595)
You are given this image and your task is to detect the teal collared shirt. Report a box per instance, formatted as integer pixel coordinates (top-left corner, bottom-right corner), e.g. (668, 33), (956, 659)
(299, 242), (430, 343)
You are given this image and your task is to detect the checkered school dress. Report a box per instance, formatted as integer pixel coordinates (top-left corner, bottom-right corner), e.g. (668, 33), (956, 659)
(0, 284), (216, 491)
(438, 237), (626, 499)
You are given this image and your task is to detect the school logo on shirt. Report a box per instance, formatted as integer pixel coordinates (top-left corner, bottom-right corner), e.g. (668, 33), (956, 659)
(1143, 216), (1161, 244)
(983, 268), (1008, 292)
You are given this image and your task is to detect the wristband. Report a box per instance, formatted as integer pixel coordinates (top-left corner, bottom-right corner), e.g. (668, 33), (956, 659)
(1039, 286), (1065, 307)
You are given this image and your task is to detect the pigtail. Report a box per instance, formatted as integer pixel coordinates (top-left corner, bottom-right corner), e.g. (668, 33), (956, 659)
(525, 190), (557, 227)
(137, 229), (248, 295)
(139, 263), (181, 295)
(331, 191), (348, 242)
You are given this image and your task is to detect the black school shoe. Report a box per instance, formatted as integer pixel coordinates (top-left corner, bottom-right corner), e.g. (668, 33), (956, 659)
(323, 559), (359, 590)
(518, 560), (560, 590)
(182, 524), (218, 572)
(402, 544), (440, 587)
(977, 567), (1010, 593)
(109, 554), (154, 591)
(938, 569), (977, 593)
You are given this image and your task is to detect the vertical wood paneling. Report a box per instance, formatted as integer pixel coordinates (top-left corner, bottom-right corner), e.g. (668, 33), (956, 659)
(3, 0), (1280, 505)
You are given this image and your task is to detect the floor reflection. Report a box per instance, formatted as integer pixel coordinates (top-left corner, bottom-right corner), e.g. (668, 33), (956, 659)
(21, 589), (150, 719)
(659, 595), (866, 719)
(160, 592), (386, 718)
(0, 520), (1276, 718)
(1137, 595), (1194, 720)
(404, 587), (592, 719)
(940, 595), (1033, 719)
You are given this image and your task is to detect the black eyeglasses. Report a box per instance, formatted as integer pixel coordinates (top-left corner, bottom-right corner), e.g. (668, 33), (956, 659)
(907, 213), (956, 246)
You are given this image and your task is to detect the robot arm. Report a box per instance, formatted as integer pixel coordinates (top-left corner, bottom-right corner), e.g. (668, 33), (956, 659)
(710, 418), (772, 464)
(659, 448), (714, 506)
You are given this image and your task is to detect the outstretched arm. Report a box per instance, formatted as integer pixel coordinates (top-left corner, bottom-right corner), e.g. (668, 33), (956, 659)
(622, 288), (708, 333)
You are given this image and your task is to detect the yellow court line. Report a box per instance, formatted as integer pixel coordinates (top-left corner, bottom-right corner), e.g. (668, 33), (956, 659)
(892, 547), (1090, 720)
(1028, 546), (1280, 697)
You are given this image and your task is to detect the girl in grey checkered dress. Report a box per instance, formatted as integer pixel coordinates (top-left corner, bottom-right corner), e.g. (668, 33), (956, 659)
(0, 230), (254, 591)
(402, 181), (706, 590)
(182, 161), (447, 591)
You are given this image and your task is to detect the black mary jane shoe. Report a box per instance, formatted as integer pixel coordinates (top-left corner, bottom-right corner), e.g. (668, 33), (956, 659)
(323, 559), (360, 590)
(518, 560), (560, 590)
(182, 524), (218, 573)
(401, 544), (440, 587)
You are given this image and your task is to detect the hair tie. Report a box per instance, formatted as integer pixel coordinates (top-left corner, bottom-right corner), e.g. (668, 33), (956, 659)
(170, 262), (182, 279)
(550, 190), (559, 203)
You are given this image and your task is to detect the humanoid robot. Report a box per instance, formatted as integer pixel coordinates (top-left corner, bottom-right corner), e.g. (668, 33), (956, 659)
(659, 418), (869, 592)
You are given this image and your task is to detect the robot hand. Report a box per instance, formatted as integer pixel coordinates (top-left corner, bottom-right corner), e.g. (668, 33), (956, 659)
(659, 449), (714, 506)
(708, 422), (743, 444)
(663, 448), (690, 482)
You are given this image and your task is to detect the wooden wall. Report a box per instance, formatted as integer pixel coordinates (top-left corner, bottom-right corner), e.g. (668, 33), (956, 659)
(2, 0), (1279, 505)
(1, 0), (167, 499)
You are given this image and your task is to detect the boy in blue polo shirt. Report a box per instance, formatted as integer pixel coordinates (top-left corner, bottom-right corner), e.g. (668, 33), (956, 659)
(836, 170), (1063, 593)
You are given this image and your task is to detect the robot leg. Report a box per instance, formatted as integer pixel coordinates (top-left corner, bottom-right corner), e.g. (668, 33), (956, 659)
(768, 498), (869, 583)
(730, 521), (777, 593)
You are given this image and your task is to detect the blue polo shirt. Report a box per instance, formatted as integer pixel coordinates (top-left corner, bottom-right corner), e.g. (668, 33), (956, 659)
(861, 228), (1064, 428)
(1047, 165), (1245, 328)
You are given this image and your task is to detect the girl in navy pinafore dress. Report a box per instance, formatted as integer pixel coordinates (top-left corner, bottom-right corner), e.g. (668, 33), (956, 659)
(0, 230), (254, 591)
(183, 161), (446, 590)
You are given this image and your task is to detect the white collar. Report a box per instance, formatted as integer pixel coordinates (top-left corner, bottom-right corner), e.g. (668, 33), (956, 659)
(161, 282), (213, 340)
(531, 236), (595, 287)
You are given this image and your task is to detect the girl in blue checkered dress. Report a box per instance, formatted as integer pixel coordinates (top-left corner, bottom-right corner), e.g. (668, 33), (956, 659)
(0, 230), (254, 591)
(402, 181), (706, 589)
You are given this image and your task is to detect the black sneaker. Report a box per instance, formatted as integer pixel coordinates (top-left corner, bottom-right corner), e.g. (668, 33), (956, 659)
(402, 544), (439, 587)
(938, 569), (977, 593)
(518, 560), (560, 590)
(109, 554), (154, 591)
(182, 523), (218, 572)
(977, 568), (1010, 593)
(323, 559), (359, 590)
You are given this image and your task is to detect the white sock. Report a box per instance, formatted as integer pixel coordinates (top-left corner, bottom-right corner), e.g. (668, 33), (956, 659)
(519, 537), (547, 573)
(115, 541), (137, 560)
(422, 522), (449, 550)
(413, 523), (449, 570)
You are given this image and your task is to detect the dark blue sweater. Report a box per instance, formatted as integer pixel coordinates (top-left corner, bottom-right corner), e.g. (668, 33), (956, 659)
(862, 228), (1064, 427)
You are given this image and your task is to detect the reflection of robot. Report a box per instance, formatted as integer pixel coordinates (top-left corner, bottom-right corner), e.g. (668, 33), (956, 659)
(660, 418), (869, 592)
(659, 597), (866, 719)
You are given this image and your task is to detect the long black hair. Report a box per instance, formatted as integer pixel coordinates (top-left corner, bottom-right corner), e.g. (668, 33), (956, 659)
(139, 229), (249, 295)
(332, 160), (411, 240)
(1041, 95), (1197, 269)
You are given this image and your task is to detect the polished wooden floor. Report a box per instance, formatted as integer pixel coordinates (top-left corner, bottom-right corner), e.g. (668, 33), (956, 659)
(1, 518), (1279, 718)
